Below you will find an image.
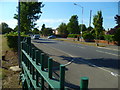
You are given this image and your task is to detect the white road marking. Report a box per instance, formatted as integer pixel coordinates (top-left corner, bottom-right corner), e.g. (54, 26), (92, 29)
(80, 59), (119, 77)
(97, 47), (119, 51)
(96, 50), (119, 56)
(71, 45), (85, 49)
(43, 43), (119, 77)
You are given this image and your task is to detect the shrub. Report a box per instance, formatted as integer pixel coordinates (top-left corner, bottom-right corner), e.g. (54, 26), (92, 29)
(113, 28), (120, 45)
(5, 31), (29, 51)
(104, 35), (114, 42)
(83, 33), (95, 40)
(67, 34), (79, 38)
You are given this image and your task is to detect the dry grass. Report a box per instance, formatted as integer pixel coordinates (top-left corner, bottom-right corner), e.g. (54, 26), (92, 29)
(1, 34), (21, 88)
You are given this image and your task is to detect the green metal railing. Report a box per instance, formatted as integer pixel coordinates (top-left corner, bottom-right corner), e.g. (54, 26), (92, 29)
(20, 37), (66, 89)
(20, 37), (89, 90)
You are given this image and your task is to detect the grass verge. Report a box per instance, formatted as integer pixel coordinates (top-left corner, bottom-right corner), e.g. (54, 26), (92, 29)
(1, 34), (22, 88)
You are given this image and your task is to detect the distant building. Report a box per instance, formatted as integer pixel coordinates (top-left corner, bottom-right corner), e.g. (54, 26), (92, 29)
(52, 29), (59, 35)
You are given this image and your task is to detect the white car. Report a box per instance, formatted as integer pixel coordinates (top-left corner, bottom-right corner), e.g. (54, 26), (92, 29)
(33, 35), (40, 39)
(47, 35), (56, 39)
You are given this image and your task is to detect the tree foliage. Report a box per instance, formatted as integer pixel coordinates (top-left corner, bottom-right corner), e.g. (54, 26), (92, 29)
(93, 11), (104, 39)
(41, 24), (45, 31)
(67, 15), (79, 34)
(42, 28), (53, 36)
(32, 28), (39, 34)
(113, 15), (120, 45)
(114, 15), (120, 26)
(58, 23), (68, 35)
(79, 24), (87, 32)
(87, 26), (93, 31)
(14, 2), (44, 33)
(0, 22), (13, 34)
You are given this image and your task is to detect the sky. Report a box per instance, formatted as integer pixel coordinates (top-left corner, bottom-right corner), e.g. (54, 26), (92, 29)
(0, 1), (119, 31)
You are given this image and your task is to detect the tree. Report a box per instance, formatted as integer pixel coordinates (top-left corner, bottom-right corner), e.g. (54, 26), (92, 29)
(67, 15), (79, 34)
(113, 28), (120, 45)
(0, 22), (13, 34)
(14, 2), (44, 34)
(42, 28), (53, 36)
(58, 23), (68, 35)
(41, 24), (45, 31)
(113, 15), (120, 45)
(93, 11), (104, 45)
(32, 28), (39, 34)
(79, 24), (87, 32)
(87, 26), (93, 31)
(114, 15), (120, 26)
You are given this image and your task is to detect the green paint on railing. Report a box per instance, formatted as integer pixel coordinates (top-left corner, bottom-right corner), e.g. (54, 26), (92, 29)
(20, 37), (89, 90)
(80, 77), (89, 90)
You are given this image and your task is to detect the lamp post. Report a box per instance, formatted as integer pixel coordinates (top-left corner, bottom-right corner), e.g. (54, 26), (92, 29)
(18, 0), (21, 68)
(74, 3), (84, 42)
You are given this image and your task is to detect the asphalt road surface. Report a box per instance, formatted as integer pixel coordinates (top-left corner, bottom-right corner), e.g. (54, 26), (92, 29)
(32, 38), (119, 89)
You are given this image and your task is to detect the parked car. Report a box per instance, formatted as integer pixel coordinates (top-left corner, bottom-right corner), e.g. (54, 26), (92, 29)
(47, 35), (56, 39)
(33, 34), (40, 39)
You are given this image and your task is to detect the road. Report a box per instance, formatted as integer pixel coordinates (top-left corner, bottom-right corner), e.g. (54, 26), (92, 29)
(32, 38), (119, 89)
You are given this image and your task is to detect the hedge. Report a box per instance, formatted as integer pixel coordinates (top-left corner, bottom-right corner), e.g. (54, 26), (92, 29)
(104, 35), (114, 42)
(67, 34), (79, 38)
(5, 31), (29, 51)
(82, 33), (95, 40)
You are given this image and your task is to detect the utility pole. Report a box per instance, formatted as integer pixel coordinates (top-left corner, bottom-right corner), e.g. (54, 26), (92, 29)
(89, 10), (92, 27)
(18, 0), (21, 68)
(74, 3), (84, 42)
(118, 1), (120, 16)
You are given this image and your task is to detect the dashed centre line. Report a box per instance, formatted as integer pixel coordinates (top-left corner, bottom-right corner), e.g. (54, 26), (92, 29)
(96, 50), (119, 56)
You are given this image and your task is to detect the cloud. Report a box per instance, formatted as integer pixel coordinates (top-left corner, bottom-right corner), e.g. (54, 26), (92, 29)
(36, 18), (69, 29)
(0, 19), (17, 29)
(37, 18), (68, 24)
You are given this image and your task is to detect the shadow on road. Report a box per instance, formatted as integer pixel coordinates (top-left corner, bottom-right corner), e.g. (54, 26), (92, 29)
(32, 40), (57, 44)
(31, 44), (80, 89)
(59, 56), (120, 70)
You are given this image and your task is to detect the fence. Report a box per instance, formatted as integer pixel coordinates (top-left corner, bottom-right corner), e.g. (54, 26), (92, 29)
(20, 37), (89, 90)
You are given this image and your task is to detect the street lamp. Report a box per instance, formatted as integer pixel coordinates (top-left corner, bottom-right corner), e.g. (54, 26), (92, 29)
(74, 3), (84, 42)
(18, 0), (21, 67)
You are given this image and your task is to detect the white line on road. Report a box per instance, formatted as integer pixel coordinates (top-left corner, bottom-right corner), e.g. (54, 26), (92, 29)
(96, 50), (119, 56)
(43, 43), (119, 77)
(97, 47), (118, 51)
(71, 45), (85, 49)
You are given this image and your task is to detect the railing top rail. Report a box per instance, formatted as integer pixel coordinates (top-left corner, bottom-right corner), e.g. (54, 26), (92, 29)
(21, 48), (60, 88)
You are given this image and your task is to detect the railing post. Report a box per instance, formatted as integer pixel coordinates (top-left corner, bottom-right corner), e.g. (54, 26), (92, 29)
(48, 57), (53, 90)
(60, 65), (65, 90)
(36, 71), (39, 87)
(35, 50), (39, 65)
(27, 45), (30, 70)
(24, 43), (27, 53)
(48, 57), (53, 79)
(26, 44), (29, 67)
(21, 42), (24, 62)
(41, 53), (45, 71)
(32, 48), (35, 61)
(41, 76), (44, 90)
(41, 53), (45, 90)
(80, 77), (89, 90)
(31, 48), (35, 80)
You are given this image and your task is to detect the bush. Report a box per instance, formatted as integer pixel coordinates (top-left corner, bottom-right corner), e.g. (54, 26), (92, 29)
(67, 34), (79, 38)
(5, 31), (29, 51)
(83, 33), (95, 40)
(104, 35), (114, 42)
(113, 28), (120, 45)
